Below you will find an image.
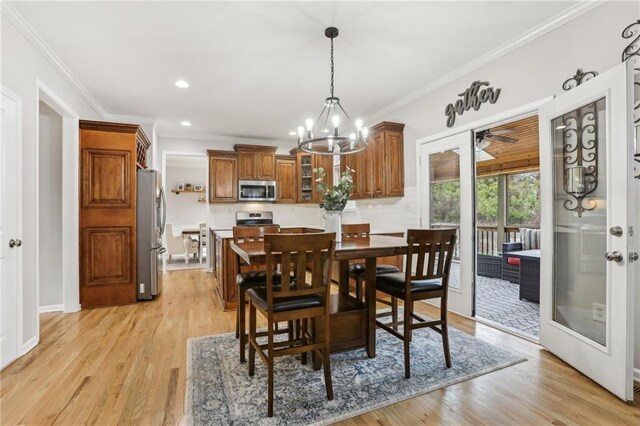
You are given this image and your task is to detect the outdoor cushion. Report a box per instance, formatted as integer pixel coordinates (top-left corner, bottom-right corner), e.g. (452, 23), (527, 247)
(520, 228), (541, 250)
(507, 257), (521, 267)
(246, 287), (322, 313)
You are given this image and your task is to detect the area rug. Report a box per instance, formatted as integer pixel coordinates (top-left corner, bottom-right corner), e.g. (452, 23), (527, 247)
(186, 319), (526, 425)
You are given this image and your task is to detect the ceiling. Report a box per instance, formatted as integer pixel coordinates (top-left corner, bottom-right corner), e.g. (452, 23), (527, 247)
(430, 114), (539, 182)
(477, 115), (540, 177)
(12, 1), (580, 141)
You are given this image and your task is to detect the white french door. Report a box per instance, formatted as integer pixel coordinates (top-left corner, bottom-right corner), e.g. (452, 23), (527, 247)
(538, 61), (636, 401)
(420, 131), (474, 316)
(1, 88), (22, 369)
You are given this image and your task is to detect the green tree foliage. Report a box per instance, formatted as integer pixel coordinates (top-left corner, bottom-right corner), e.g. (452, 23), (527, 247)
(430, 172), (540, 227)
(430, 181), (460, 224)
(476, 177), (498, 225)
(507, 172), (541, 226)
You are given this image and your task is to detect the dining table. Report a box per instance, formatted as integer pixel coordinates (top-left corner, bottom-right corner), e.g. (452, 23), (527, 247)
(182, 228), (202, 261)
(230, 234), (408, 360)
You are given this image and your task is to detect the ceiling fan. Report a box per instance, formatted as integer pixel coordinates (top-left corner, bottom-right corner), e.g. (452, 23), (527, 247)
(475, 128), (518, 150)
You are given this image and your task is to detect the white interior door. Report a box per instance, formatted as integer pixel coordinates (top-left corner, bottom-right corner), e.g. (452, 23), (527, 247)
(538, 61), (636, 401)
(420, 131), (474, 316)
(1, 88), (22, 369)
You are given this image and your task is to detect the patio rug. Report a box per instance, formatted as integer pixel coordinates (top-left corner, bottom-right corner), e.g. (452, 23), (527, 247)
(186, 318), (526, 425)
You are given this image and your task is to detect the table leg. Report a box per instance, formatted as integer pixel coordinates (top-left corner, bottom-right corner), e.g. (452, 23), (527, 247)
(365, 257), (376, 358)
(338, 260), (350, 296)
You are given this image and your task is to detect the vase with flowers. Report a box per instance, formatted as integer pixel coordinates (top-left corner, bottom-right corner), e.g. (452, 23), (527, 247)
(315, 166), (354, 243)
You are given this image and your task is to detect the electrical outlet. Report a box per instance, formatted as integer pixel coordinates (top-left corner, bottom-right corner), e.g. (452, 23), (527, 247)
(592, 303), (606, 323)
(139, 283), (145, 293)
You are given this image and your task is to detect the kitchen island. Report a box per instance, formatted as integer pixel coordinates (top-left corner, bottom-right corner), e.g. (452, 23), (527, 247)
(211, 226), (404, 311)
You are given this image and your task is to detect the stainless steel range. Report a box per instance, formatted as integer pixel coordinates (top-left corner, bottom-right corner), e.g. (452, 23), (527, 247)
(236, 211), (274, 226)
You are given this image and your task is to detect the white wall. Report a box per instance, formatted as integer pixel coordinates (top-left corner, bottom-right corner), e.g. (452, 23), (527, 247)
(366, 2), (639, 373)
(37, 101), (63, 309)
(1, 13), (102, 349)
(165, 163), (208, 231)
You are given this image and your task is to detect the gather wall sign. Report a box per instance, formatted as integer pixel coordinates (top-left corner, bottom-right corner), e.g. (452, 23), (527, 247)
(445, 80), (501, 127)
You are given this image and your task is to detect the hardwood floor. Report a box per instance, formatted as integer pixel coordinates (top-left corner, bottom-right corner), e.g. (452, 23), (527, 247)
(1, 269), (638, 425)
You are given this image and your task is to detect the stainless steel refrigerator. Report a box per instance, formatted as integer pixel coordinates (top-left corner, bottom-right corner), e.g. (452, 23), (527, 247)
(137, 169), (166, 300)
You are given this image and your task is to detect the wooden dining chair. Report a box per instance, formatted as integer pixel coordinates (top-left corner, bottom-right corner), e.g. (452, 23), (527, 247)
(342, 223), (400, 302)
(247, 232), (336, 417)
(375, 228), (457, 379)
(233, 225), (283, 363)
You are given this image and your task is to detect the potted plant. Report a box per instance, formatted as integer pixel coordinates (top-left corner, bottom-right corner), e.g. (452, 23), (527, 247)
(315, 166), (354, 243)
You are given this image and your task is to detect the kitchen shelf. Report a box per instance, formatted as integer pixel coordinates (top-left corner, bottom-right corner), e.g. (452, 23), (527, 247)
(172, 189), (206, 195)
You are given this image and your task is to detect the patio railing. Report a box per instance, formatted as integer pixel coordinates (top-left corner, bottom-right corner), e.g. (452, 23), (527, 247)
(431, 223), (525, 257)
(477, 226), (521, 254)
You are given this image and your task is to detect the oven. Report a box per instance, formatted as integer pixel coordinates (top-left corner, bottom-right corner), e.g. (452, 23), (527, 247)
(238, 180), (276, 202)
(236, 211), (274, 226)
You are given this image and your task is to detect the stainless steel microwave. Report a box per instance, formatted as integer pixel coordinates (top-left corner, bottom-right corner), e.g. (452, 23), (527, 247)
(238, 180), (276, 202)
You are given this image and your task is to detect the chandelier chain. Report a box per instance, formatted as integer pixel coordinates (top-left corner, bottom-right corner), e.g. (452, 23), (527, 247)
(330, 37), (334, 98)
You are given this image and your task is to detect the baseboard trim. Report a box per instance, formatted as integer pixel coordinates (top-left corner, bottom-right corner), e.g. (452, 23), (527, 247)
(39, 304), (63, 313)
(22, 335), (38, 355)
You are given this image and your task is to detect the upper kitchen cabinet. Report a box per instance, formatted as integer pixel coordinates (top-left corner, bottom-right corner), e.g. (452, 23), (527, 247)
(234, 144), (277, 180)
(275, 155), (297, 203)
(340, 121), (405, 199)
(208, 150), (238, 203)
(290, 149), (333, 204)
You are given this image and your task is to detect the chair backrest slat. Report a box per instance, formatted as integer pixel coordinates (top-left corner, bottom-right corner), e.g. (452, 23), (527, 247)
(233, 225), (280, 243)
(404, 229), (457, 288)
(341, 223), (370, 239)
(265, 233), (336, 307)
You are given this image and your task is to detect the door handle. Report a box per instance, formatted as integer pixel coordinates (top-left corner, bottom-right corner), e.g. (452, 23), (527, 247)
(609, 226), (623, 237)
(629, 252), (639, 262)
(8, 239), (21, 248)
(604, 251), (623, 263)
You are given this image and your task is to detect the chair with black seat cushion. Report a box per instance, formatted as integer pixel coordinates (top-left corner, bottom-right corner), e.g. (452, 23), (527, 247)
(342, 223), (400, 301)
(247, 232), (336, 417)
(376, 228), (457, 379)
(233, 225), (283, 363)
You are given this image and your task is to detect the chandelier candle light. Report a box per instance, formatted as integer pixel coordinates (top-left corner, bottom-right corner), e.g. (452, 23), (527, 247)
(296, 27), (368, 156)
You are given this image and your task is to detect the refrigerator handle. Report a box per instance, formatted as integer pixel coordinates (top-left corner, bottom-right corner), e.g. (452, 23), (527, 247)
(159, 185), (167, 236)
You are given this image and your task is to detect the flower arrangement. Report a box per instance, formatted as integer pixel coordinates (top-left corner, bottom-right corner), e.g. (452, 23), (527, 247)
(314, 166), (354, 211)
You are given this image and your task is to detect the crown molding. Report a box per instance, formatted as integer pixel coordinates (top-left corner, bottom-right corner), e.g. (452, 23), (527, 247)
(367, 0), (606, 123)
(158, 130), (289, 145)
(105, 113), (156, 125)
(1, 2), (108, 119)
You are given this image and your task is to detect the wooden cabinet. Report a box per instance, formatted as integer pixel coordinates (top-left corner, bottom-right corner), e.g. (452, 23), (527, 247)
(382, 123), (405, 197)
(340, 121), (404, 199)
(79, 120), (149, 308)
(208, 151), (238, 203)
(275, 155), (297, 203)
(290, 149), (334, 204)
(234, 144), (276, 180)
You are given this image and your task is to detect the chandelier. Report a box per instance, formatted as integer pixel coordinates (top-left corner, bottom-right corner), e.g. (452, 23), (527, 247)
(296, 27), (368, 156)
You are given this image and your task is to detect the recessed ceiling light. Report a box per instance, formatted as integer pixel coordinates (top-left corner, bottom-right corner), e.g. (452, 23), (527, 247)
(180, 121), (191, 127)
(288, 131), (297, 136)
(175, 80), (190, 88)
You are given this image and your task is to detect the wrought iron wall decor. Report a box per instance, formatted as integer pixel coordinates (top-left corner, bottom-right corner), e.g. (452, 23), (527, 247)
(621, 19), (640, 63)
(444, 81), (501, 127)
(559, 98), (604, 217)
(621, 19), (640, 126)
(562, 69), (598, 91)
